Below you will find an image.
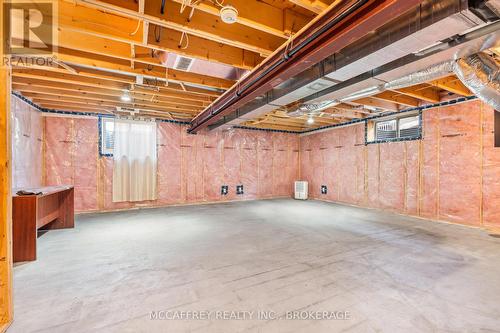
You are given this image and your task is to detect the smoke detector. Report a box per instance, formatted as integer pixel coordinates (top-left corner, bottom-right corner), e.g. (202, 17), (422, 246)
(220, 6), (238, 24)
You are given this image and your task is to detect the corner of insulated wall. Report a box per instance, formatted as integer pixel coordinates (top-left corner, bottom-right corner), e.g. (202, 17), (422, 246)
(298, 100), (500, 228)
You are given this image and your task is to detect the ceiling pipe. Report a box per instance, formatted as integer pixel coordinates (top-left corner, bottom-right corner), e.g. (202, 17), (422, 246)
(188, 0), (424, 133)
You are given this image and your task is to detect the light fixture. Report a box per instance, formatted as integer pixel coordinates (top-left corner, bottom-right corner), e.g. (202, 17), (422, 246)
(220, 5), (238, 24)
(121, 91), (131, 102)
(307, 117), (314, 124)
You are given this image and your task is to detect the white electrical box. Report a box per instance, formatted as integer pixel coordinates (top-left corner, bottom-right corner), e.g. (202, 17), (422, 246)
(294, 181), (308, 200)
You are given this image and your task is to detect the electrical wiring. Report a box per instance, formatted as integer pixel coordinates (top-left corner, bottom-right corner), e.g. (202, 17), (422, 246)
(154, 25), (162, 42)
(180, 0), (190, 13)
(160, 0), (166, 14)
(178, 31), (189, 49)
(130, 20), (141, 36)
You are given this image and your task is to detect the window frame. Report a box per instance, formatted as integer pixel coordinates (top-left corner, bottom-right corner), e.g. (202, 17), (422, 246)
(98, 116), (114, 157)
(366, 111), (422, 145)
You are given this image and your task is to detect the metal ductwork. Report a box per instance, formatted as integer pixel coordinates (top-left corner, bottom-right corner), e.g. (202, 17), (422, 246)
(454, 52), (500, 109)
(297, 24), (499, 113)
(326, 40), (500, 110)
(188, 0), (427, 133)
(205, 0), (499, 131)
(470, 0), (500, 21)
(383, 61), (455, 90)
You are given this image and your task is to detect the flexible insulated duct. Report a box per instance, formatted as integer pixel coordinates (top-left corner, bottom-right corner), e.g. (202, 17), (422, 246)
(454, 52), (500, 110)
(383, 51), (500, 110)
(383, 61), (455, 90)
(289, 50), (499, 116)
(363, 51), (499, 110)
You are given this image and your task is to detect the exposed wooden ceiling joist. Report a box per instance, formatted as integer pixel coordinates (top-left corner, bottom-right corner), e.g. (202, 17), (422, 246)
(12, 78), (214, 105)
(20, 92), (203, 113)
(145, 0), (284, 57)
(372, 91), (421, 108)
(351, 97), (400, 112)
(64, 0), (270, 61)
(146, 24), (263, 70)
(393, 84), (441, 103)
(38, 99), (195, 118)
(170, 0), (311, 38)
(288, 0), (329, 14)
(22, 38), (234, 90)
(58, 1), (264, 69)
(12, 82), (212, 109)
(430, 76), (473, 97)
(13, 84), (209, 109)
(243, 72), (478, 131)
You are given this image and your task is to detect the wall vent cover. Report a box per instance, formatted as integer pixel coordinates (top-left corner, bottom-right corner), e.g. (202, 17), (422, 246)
(174, 56), (195, 71)
(294, 181), (308, 200)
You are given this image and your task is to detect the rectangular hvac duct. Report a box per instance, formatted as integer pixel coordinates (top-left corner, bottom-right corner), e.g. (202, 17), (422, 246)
(213, 0), (488, 129)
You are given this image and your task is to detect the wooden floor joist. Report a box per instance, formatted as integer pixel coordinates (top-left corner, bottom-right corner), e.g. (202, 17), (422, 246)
(8, 0), (479, 130)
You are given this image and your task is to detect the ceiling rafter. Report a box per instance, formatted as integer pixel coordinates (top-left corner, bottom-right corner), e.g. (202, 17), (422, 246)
(65, 0), (276, 57)
(288, 0), (329, 14)
(38, 99), (195, 119)
(170, 0), (311, 38)
(20, 92), (203, 113)
(12, 48), (230, 95)
(372, 91), (421, 108)
(58, 1), (263, 69)
(12, 71), (216, 102)
(147, 0), (284, 57)
(241, 72), (479, 131)
(393, 84), (441, 103)
(23, 33), (235, 90)
(12, 78), (215, 105)
(13, 84), (209, 108)
(430, 76), (473, 97)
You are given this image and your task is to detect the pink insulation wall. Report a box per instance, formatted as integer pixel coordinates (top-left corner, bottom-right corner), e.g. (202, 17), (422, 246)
(11, 96), (43, 189)
(300, 100), (500, 228)
(44, 117), (299, 212)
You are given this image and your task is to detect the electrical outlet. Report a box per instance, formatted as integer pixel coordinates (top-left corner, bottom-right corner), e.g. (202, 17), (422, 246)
(221, 185), (228, 195)
(236, 185), (244, 195)
(321, 185), (327, 194)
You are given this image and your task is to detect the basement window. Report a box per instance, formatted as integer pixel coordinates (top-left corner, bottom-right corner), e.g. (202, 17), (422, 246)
(99, 117), (114, 156)
(366, 112), (422, 144)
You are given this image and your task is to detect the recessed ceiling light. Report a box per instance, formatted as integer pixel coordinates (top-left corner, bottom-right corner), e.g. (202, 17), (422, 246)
(307, 117), (314, 124)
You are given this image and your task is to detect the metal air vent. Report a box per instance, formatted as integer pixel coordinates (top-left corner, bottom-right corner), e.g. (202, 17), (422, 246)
(174, 56), (195, 71)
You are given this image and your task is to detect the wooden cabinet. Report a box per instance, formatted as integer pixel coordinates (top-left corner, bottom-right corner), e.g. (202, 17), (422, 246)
(13, 186), (74, 262)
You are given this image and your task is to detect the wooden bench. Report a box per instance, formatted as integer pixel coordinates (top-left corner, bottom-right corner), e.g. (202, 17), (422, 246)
(13, 186), (74, 262)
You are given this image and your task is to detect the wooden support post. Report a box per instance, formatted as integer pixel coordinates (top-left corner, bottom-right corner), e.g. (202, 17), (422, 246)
(495, 109), (500, 148)
(0, 1), (13, 329)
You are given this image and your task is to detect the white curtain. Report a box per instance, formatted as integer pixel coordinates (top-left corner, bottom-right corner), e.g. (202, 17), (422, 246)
(112, 118), (157, 202)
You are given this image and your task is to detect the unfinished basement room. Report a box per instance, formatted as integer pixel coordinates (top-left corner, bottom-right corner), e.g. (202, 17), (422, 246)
(1, 0), (500, 332)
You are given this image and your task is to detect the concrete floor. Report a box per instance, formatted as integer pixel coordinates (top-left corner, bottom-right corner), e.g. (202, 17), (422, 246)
(10, 199), (500, 333)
